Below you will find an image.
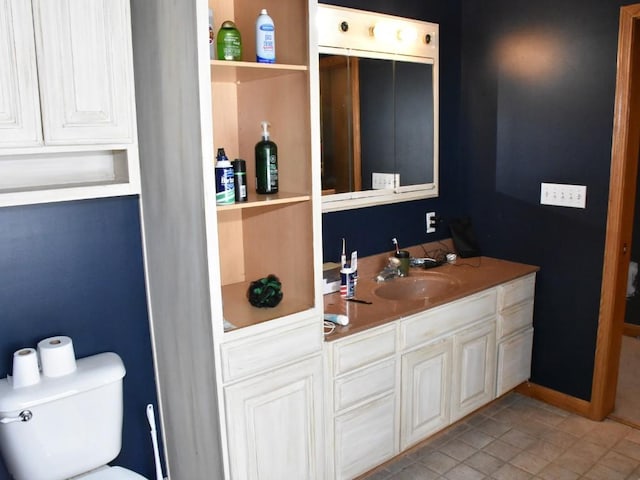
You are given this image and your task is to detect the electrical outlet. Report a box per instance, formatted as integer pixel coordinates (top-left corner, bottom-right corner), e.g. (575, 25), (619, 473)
(426, 211), (437, 233)
(540, 183), (587, 208)
(372, 172), (399, 189)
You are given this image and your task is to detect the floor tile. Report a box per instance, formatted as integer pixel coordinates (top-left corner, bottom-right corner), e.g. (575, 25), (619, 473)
(482, 438), (521, 462)
(499, 428), (537, 449)
(443, 463), (485, 480)
(458, 428), (495, 449)
(390, 463), (441, 480)
(439, 440), (477, 462)
(464, 451), (504, 475)
(535, 463), (580, 480)
(417, 451), (458, 475)
(583, 463), (628, 480)
(490, 462), (532, 480)
(361, 393), (640, 480)
(509, 450), (549, 475)
(525, 439), (562, 462)
(475, 418), (511, 437)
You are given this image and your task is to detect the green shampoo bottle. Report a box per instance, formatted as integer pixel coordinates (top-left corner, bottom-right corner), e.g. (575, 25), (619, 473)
(255, 121), (278, 194)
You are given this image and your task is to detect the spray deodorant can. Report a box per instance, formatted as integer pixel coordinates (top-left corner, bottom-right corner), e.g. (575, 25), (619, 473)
(215, 148), (235, 205)
(232, 158), (248, 202)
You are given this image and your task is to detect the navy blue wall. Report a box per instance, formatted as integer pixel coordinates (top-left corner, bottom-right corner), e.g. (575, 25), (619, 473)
(460, 0), (633, 401)
(322, 0), (465, 262)
(0, 196), (158, 479)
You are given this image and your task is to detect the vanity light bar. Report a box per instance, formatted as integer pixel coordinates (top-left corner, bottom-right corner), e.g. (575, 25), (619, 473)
(317, 4), (438, 58)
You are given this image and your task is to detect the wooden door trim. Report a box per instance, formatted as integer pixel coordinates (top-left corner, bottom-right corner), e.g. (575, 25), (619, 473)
(591, 4), (640, 420)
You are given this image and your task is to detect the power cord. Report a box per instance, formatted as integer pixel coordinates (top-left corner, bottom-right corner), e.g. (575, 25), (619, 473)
(324, 320), (336, 336)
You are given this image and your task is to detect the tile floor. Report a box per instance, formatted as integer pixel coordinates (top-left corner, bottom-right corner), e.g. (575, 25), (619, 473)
(362, 393), (640, 480)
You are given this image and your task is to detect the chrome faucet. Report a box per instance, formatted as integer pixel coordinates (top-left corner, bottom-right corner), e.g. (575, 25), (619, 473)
(376, 257), (402, 282)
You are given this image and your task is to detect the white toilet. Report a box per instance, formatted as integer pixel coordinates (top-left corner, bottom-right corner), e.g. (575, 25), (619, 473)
(0, 352), (148, 480)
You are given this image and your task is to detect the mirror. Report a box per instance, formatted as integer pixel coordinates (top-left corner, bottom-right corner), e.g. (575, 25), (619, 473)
(317, 5), (439, 212)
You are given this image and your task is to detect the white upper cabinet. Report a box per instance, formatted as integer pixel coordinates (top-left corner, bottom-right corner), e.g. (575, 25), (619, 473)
(0, 0), (139, 206)
(33, 0), (135, 145)
(0, 0), (42, 147)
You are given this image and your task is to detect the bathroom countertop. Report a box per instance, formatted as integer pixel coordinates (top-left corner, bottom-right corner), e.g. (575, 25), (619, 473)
(323, 244), (539, 342)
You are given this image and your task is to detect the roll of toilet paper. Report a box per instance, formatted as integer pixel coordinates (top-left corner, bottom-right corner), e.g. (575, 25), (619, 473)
(11, 348), (41, 388)
(37, 336), (77, 377)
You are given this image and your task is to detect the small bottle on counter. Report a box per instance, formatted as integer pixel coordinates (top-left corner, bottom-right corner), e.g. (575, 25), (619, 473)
(215, 148), (235, 205)
(232, 158), (248, 202)
(216, 21), (242, 61)
(255, 121), (278, 194)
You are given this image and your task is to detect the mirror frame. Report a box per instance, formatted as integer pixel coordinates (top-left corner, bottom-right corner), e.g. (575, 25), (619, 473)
(316, 4), (439, 212)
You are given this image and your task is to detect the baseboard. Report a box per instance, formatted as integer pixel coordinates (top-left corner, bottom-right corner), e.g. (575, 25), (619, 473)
(623, 322), (640, 337)
(515, 381), (592, 417)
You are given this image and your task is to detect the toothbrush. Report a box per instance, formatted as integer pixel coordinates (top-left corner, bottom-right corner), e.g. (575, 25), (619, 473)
(392, 238), (400, 255)
(341, 238), (346, 268)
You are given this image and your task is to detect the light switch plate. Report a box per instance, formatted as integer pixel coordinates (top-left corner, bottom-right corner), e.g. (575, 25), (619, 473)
(372, 172), (399, 189)
(540, 183), (587, 208)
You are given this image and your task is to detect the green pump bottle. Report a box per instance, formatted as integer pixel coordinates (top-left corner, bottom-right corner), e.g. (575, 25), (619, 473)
(255, 121), (278, 194)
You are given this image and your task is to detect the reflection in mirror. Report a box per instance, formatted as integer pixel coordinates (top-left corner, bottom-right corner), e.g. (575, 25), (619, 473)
(320, 55), (434, 195)
(317, 4), (439, 212)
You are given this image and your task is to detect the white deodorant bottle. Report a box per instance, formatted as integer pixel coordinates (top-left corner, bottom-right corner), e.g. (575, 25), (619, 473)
(256, 9), (275, 63)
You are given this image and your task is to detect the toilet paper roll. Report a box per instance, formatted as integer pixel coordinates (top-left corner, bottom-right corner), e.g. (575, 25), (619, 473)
(38, 336), (77, 377)
(11, 348), (41, 388)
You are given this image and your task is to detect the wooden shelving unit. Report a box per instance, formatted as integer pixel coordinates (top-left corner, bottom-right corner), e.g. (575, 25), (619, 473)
(210, 0), (315, 330)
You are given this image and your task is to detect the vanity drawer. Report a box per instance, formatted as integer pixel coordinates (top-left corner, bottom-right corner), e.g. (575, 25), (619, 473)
(333, 324), (396, 376)
(220, 317), (321, 382)
(401, 289), (497, 350)
(334, 358), (396, 412)
(497, 299), (534, 340)
(497, 273), (536, 310)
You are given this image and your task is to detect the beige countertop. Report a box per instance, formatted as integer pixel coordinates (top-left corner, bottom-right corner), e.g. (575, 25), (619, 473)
(324, 242), (539, 341)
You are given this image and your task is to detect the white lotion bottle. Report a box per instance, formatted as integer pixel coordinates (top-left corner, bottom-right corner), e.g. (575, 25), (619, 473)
(256, 9), (275, 63)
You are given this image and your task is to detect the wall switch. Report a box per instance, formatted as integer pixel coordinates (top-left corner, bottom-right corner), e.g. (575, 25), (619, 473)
(372, 172), (399, 190)
(426, 211), (437, 233)
(540, 183), (587, 208)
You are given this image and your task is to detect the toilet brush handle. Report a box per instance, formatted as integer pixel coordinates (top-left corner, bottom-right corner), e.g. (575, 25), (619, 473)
(146, 404), (164, 480)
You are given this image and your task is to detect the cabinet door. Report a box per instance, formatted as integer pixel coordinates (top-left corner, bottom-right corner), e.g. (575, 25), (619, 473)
(401, 338), (451, 450)
(497, 327), (534, 396)
(33, 0), (134, 145)
(224, 356), (323, 480)
(0, 0), (42, 147)
(334, 393), (398, 480)
(451, 320), (496, 422)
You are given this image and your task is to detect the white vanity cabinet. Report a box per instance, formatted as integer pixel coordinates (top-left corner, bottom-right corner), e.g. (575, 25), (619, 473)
(325, 324), (399, 480)
(451, 320), (496, 421)
(400, 289), (497, 447)
(400, 337), (452, 450)
(496, 273), (536, 396)
(222, 316), (324, 480)
(0, 0), (139, 205)
(325, 275), (535, 477)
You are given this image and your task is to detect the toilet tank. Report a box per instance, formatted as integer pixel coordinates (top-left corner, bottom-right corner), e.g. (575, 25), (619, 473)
(0, 352), (126, 480)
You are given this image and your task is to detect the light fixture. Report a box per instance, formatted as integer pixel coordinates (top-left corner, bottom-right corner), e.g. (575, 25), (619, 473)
(370, 22), (396, 43)
(371, 22), (419, 44)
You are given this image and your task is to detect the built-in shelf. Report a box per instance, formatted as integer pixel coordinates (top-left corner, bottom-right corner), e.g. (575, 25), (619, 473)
(216, 192), (310, 211)
(210, 60), (308, 83)
(222, 280), (314, 331)
(0, 147), (140, 207)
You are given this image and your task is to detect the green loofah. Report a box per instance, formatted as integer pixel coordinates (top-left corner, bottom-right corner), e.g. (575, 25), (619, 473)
(247, 274), (283, 308)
